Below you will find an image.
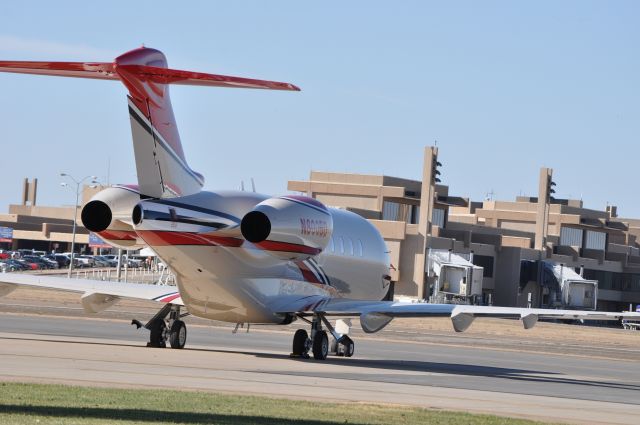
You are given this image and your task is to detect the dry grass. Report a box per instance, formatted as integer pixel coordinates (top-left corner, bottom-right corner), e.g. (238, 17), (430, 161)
(0, 382), (555, 425)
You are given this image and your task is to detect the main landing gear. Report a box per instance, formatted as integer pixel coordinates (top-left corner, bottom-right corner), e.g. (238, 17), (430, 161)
(291, 314), (354, 360)
(132, 304), (189, 349)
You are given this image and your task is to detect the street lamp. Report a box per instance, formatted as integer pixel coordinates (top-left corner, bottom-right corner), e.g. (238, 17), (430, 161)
(60, 173), (98, 277)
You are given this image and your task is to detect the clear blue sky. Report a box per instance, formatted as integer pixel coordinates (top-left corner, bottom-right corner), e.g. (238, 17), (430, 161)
(1, 2), (639, 215)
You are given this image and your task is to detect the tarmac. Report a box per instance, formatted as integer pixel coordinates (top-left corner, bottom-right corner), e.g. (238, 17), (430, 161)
(0, 309), (639, 425)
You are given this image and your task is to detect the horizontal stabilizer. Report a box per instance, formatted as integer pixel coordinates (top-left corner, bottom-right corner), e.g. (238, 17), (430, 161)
(0, 60), (300, 91)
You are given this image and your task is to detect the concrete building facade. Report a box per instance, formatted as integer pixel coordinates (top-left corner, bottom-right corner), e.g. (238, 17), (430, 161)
(288, 147), (640, 312)
(0, 179), (104, 253)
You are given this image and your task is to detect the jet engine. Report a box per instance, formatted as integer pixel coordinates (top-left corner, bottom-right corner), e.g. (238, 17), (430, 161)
(240, 196), (333, 261)
(80, 186), (144, 249)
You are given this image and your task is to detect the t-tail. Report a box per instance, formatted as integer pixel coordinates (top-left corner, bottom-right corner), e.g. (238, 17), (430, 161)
(0, 47), (300, 198)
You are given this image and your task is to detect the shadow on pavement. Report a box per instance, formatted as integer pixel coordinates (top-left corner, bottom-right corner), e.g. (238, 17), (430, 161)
(0, 404), (366, 425)
(277, 355), (640, 392)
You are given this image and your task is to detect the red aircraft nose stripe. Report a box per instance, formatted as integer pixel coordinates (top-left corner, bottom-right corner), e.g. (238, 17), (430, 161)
(136, 230), (243, 247)
(136, 231), (319, 256)
(255, 240), (321, 255)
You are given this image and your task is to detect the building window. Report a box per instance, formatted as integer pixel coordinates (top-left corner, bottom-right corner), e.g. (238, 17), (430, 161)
(408, 205), (420, 224)
(585, 230), (606, 251)
(432, 208), (446, 228)
(473, 255), (494, 278)
(382, 201), (401, 221)
(583, 269), (640, 292)
(560, 227), (583, 247)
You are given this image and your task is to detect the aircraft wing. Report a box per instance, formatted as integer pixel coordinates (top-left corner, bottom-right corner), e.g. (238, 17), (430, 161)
(283, 298), (640, 333)
(0, 273), (183, 314)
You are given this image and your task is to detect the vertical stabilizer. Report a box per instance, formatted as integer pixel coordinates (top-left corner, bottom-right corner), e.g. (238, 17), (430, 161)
(115, 48), (203, 198)
(0, 47), (300, 199)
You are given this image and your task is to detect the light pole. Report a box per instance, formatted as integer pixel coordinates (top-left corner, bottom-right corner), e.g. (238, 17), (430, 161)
(60, 173), (98, 277)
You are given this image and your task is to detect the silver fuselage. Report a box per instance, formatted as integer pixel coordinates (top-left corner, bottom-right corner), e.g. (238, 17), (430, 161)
(133, 190), (390, 323)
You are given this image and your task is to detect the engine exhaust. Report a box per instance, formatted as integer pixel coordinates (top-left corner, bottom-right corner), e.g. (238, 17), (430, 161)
(241, 211), (271, 243)
(81, 200), (112, 232)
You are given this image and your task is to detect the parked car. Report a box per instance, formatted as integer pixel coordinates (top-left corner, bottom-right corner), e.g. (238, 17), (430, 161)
(0, 260), (21, 272)
(91, 256), (110, 267)
(94, 255), (118, 267)
(23, 255), (58, 269)
(0, 250), (10, 260)
(75, 255), (96, 268)
(61, 253), (90, 268)
(4, 259), (31, 271)
(17, 249), (46, 257)
(101, 254), (142, 268)
(45, 254), (71, 268)
(121, 256), (142, 268)
(15, 259), (39, 270)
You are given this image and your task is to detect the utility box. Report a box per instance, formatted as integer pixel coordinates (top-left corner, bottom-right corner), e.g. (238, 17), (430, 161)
(427, 249), (483, 304)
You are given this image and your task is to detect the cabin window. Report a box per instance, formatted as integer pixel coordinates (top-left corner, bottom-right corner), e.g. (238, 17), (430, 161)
(338, 236), (345, 254)
(346, 238), (354, 256)
(356, 239), (364, 257)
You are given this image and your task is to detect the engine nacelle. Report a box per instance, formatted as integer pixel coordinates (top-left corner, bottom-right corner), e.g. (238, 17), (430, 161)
(80, 186), (144, 249)
(241, 196), (333, 261)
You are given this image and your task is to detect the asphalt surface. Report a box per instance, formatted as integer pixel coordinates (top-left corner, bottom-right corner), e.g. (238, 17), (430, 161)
(0, 312), (639, 425)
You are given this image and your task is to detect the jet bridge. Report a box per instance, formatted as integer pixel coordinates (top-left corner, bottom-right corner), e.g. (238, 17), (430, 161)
(427, 249), (483, 304)
(546, 262), (598, 310)
(521, 260), (598, 310)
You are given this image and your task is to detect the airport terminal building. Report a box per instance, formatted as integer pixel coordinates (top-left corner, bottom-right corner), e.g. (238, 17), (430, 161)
(0, 179), (103, 253)
(2, 148), (640, 312)
(288, 147), (640, 312)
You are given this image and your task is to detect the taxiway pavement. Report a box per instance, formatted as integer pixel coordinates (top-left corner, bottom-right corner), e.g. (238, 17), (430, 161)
(0, 313), (639, 424)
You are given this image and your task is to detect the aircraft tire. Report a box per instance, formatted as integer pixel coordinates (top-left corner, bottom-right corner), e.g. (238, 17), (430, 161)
(148, 318), (166, 348)
(292, 329), (309, 356)
(169, 320), (187, 349)
(343, 336), (355, 357)
(330, 339), (339, 355)
(312, 330), (329, 360)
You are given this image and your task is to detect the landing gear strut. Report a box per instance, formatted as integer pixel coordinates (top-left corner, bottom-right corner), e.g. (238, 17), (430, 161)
(291, 314), (354, 360)
(132, 304), (189, 349)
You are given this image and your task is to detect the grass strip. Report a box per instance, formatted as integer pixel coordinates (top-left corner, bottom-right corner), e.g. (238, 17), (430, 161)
(0, 382), (554, 425)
